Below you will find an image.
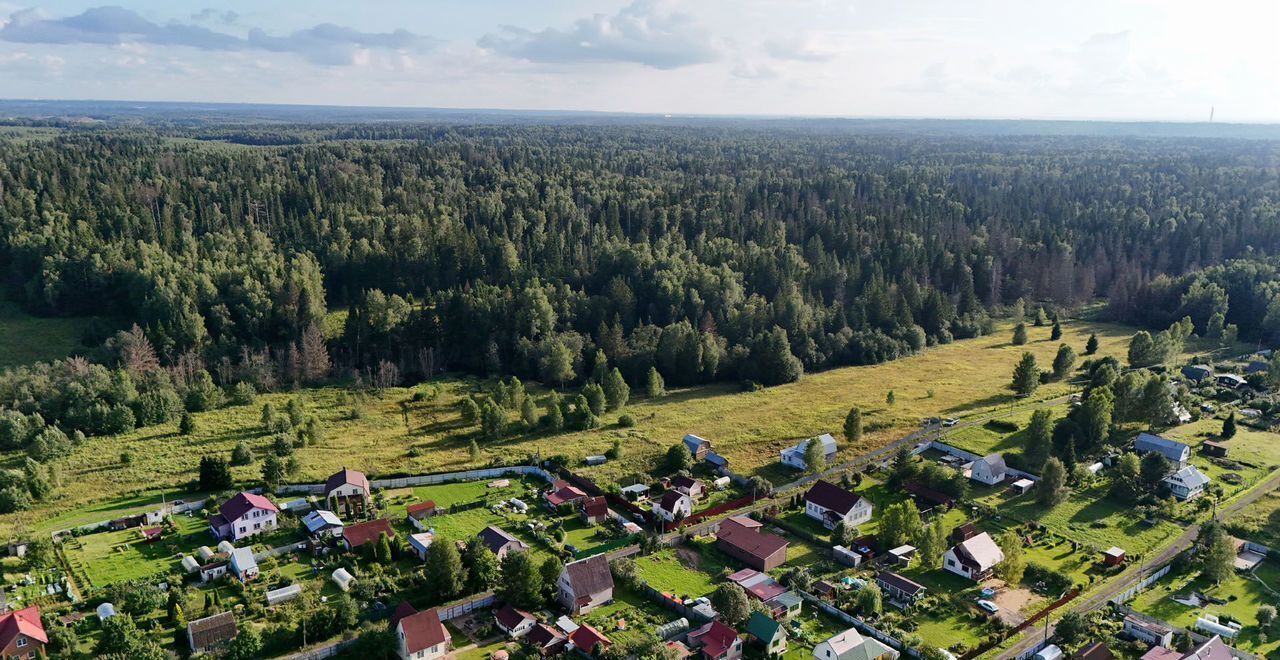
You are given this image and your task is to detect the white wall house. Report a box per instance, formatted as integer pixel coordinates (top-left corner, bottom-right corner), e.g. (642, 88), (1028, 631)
(943, 532), (1004, 581)
(653, 491), (693, 523)
(803, 480), (872, 529)
(969, 454), (1007, 486)
(1165, 465), (1210, 500)
(209, 492), (279, 542)
(781, 434), (838, 471)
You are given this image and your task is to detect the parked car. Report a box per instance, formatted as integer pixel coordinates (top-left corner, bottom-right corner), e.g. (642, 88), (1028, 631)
(976, 599), (999, 614)
(942, 418), (959, 427)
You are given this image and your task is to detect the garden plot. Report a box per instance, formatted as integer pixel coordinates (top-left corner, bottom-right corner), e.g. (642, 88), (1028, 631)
(580, 586), (680, 650)
(1129, 559), (1280, 657)
(634, 548), (723, 600)
(64, 513), (209, 591)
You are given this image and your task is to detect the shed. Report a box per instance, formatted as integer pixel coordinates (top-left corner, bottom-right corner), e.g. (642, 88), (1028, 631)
(181, 556), (201, 573)
(96, 602), (117, 621)
(266, 584), (302, 606)
(1009, 478), (1034, 494)
(1102, 547), (1125, 566)
(585, 455), (607, 465)
(216, 540), (236, 554)
(1086, 462), (1104, 475)
(832, 545), (862, 567)
(331, 568), (355, 592)
(712, 476), (731, 490)
(888, 545), (916, 567)
(1202, 441), (1229, 458)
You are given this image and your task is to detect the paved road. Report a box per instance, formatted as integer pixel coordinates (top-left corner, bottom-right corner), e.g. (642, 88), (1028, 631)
(994, 468), (1280, 660)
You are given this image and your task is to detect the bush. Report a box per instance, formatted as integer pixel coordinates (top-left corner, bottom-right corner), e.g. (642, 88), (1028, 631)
(617, 414), (636, 428)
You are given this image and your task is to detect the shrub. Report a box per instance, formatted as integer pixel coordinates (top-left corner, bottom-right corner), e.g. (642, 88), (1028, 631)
(617, 414), (636, 427)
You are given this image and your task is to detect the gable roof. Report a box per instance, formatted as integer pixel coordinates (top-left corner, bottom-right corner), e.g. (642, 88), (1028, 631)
(342, 518), (395, 548)
(1182, 364), (1214, 380)
(546, 484), (588, 507)
(1166, 465), (1210, 489)
(563, 555), (614, 597)
(218, 492), (278, 522)
(683, 434), (710, 452)
(718, 517), (789, 562)
(568, 624), (611, 653)
(706, 451), (729, 467)
(804, 480), (863, 515)
(479, 525), (526, 554)
(1135, 433), (1190, 461)
(671, 475), (702, 490)
(494, 604), (535, 631)
(527, 623), (566, 649)
(1182, 635), (1233, 660)
(978, 453), (1007, 474)
(657, 490), (690, 514)
(581, 496), (608, 518)
(399, 608), (449, 654)
(786, 433), (838, 456)
(406, 501), (436, 518)
(952, 532), (1004, 572)
(1073, 642), (1115, 660)
(0, 605), (47, 649)
(689, 620), (740, 658)
(188, 612), (237, 649)
(876, 570), (926, 597)
(303, 510), (343, 533)
(727, 568), (788, 601)
(745, 612), (783, 641)
(324, 467), (369, 494)
(230, 547), (257, 573)
(389, 601), (418, 630)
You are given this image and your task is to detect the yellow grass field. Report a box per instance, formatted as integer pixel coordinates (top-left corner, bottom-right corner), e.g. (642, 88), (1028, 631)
(0, 318), (1139, 537)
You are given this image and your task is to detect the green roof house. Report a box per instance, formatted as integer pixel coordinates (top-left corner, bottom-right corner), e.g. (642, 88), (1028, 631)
(745, 612), (787, 657)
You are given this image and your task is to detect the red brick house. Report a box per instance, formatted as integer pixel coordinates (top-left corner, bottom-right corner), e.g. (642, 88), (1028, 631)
(0, 605), (46, 659)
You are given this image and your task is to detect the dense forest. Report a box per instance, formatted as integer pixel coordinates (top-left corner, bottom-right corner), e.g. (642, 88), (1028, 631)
(2, 123), (1280, 400)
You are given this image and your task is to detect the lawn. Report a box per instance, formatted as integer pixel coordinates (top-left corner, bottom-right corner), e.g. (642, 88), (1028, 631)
(1129, 560), (1280, 657)
(1226, 490), (1280, 548)
(65, 514), (209, 591)
(580, 585), (677, 650)
(634, 548), (722, 598)
(0, 300), (107, 369)
(0, 317), (1147, 539)
(782, 609), (853, 660)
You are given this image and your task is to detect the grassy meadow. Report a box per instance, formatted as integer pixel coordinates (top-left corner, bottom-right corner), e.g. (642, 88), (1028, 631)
(0, 301), (104, 369)
(0, 318), (1143, 538)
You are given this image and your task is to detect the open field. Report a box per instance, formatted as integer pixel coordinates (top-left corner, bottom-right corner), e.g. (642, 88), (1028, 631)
(0, 318), (1145, 537)
(0, 301), (105, 369)
(1227, 490), (1280, 548)
(1129, 559), (1280, 657)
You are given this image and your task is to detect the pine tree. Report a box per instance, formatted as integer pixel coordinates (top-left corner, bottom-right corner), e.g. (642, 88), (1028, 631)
(1052, 344), (1076, 380)
(844, 407), (863, 444)
(1012, 323), (1029, 345)
(179, 412), (195, 436)
(603, 368), (630, 410)
(1223, 412), (1237, 439)
(646, 367), (666, 397)
(1085, 333), (1099, 355)
(545, 394), (565, 431)
(582, 383), (606, 416)
(520, 397), (538, 428)
(1050, 320), (1062, 340)
(1011, 352), (1040, 396)
(1036, 457), (1067, 506)
(1024, 409), (1053, 469)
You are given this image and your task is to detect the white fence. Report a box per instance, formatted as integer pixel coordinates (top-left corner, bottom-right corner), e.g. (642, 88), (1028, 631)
(438, 592), (497, 621)
(282, 638), (355, 660)
(1109, 563), (1173, 604)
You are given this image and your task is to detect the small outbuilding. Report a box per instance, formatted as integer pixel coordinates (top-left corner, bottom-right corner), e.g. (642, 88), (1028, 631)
(266, 584), (302, 606)
(181, 556), (201, 574)
(216, 540), (236, 555)
(1102, 547), (1125, 566)
(1009, 478), (1034, 495)
(1202, 441), (1230, 458)
(331, 567), (356, 592)
(96, 602), (117, 622)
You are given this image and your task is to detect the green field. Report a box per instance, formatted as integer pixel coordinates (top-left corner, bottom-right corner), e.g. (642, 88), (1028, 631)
(64, 514), (208, 591)
(0, 301), (104, 369)
(0, 318), (1145, 538)
(634, 548), (722, 598)
(1227, 490), (1280, 548)
(1130, 560), (1280, 657)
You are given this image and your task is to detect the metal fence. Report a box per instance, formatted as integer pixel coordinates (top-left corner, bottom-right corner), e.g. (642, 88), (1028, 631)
(1108, 563), (1172, 604)
(438, 591), (497, 621)
(276, 465), (555, 495)
(798, 590), (910, 657)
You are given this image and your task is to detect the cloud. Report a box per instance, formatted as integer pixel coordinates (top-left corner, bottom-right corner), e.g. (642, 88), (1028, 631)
(190, 9), (239, 26)
(732, 60), (778, 80)
(763, 35), (839, 62)
(0, 6), (433, 65)
(478, 0), (718, 69)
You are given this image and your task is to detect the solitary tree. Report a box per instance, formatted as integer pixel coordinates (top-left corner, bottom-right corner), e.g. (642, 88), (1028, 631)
(1050, 320), (1063, 341)
(603, 368), (630, 410)
(1012, 323), (1029, 345)
(855, 583), (883, 617)
(1085, 333), (1099, 355)
(1011, 352), (1041, 396)
(1200, 524), (1236, 585)
(1052, 344), (1077, 380)
(179, 412), (195, 436)
(1024, 409), (1053, 469)
(879, 500), (923, 548)
(1222, 412), (1237, 439)
(646, 367), (666, 398)
(844, 407), (863, 445)
(1036, 457), (1067, 506)
(666, 443), (693, 473)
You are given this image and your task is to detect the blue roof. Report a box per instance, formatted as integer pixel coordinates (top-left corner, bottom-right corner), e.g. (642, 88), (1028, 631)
(1135, 433), (1190, 462)
(684, 434), (709, 452)
(706, 451), (729, 467)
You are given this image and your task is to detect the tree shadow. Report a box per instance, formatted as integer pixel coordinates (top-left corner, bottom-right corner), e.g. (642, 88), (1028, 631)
(942, 393), (1016, 414)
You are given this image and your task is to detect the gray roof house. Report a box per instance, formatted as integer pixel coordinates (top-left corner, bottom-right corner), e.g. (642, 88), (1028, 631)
(780, 434), (838, 470)
(1134, 433), (1191, 467)
(969, 454), (1007, 486)
(1181, 364), (1214, 383)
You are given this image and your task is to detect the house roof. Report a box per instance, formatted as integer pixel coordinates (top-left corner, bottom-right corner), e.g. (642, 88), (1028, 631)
(706, 451), (729, 467)
(620, 484), (650, 494)
(1166, 465), (1210, 489)
(876, 570), (926, 597)
(747, 611), (783, 642)
(342, 518), (395, 548)
(389, 601), (418, 630)
(546, 485), (588, 507)
(1182, 364), (1214, 380)
(1125, 614), (1172, 635)
(0, 605), (47, 649)
(479, 525), (526, 554)
(188, 612), (237, 649)
(303, 510), (343, 533)
(903, 481), (955, 506)
(727, 568), (788, 601)
(717, 517), (788, 563)
(804, 480), (863, 515)
(657, 490), (690, 514)
(1140, 648), (1183, 660)
(407, 501), (436, 518)
(979, 453), (1007, 475)
(952, 532), (1004, 572)
(230, 547), (257, 574)
(689, 620), (740, 659)
(671, 475), (702, 490)
(218, 492), (278, 522)
(1182, 635), (1233, 660)
(527, 623), (565, 648)
(820, 628), (895, 660)
(581, 496), (608, 518)
(409, 532), (435, 551)
(683, 434), (710, 452)
(1136, 433), (1190, 461)
(324, 467), (369, 494)
(1073, 642), (1115, 660)
(563, 555), (614, 598)
(399, 608), (449, 654)
(568, 624), (611, 653)
(766, 591), (803, 609)
(785, 433), (838, 457)
(1246, 360), (1269, 374)
(495, 604), (535, 631)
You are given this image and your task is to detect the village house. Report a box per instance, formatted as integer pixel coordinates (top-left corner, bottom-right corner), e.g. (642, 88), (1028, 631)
(1216, 374), (1247, 389)
(558, 554), (614, 614)
(188, 612), (238, 655)
(1181, 364), (1214, 384)
(717, 516), (789, 571)
(781, 434), (838, 471)
(525, 623), (568, 656)
(1123, 615), (1174, 647)
(684, 434), (712, 461)
(875, 571), (926, 606)
(671, 476), (706, 500)
(620, 484), (650, 502)
(494, 604), (537, 638)
(727, 568), (789, 602)
(803, 480), (873, 529)
(567, 624), (612, 657)
(1164, 465), (1210, 500)
(479, 525), (528, 559)
(1073, 642), (1115, 660)
(302, 509), (344, 538)
(210, 492), (279, 542)
(395, 607), (450, 660)
(324, 468), (371, 516)
(765, 591), (804, 620)
(406, 501), (436, 530)
(1134, 433), (1191, 468)
(341, 518), (396, 551)
(687, 620), (743, 660)
(229, 547), (259, 582)
(968, 454), (1008, 486)
(1140, 635), (1234, 660)
(746, 612), (788, 656)
(545, 481), (588, 508)
(653, 490), (693, 523)
(944, 531), (1005, 581)
(812, 627), (900, 660)
(579, 496), (609, 525)
(0, 605), (46, 658)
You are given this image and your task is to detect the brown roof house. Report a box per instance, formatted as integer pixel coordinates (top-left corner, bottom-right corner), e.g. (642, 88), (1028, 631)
(0, 605), (47, 658)
(407, 501), (436, 530)
(209, 492), (279, 542)
(671, 476), (706, 500)
(804, 480), (873, 529)
(558, 554), (614, 614)
(479, 525), (528, 560)
(716, 516), (788, 571)
(188, 612), (238, 655)
(580, 496), (610, 525)
(342, 518), (396, 551)
(495, 604), (537, 638)
(395, 607), (450, 660)
(324, 468), (371, 517)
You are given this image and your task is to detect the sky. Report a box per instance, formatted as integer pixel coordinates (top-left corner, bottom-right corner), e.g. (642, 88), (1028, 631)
(1, 0), (1278, 123)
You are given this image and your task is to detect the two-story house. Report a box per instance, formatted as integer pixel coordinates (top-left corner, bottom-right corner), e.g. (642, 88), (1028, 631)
(803, 480), (872, 530)
(0, 606), (47, 659)
(395, 607), (450, 660)
(558, 555), (614, 614)
(653, 490), (693, 523)
(323, 468), (370, 517)
(210, 492), (279, 542)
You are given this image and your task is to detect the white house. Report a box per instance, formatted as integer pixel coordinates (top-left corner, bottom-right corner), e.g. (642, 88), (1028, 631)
(395, 608), (450, 660)
(943, 532), (1004, 581)
(558, 555), (614, 614)
(671, 476), (706, 500)
(324, 468), (371, 517)
(209, 492), (279, 542)
(812, 627), (899, 660)
(968, 454), (1007, 486)
(408, 532), (435, 561)
(1164, 465), (1210, 500)
(495, 604), (537, 638)
(229, 547), (258, 583)
(653, 490), (693, 523)
(803, 480), (873, 529)
(781, 433), (838, 470)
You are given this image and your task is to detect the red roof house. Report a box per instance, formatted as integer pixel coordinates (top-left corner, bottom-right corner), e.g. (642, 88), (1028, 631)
(395, 608), (450, 659)
(546, 484), (588, 508)
(0, 605), (46, 658)
(580, 496), (609, 525)
(342, 518), (396, 550)
(716, 516), (788, 571)
(568, 624), (612, 657)
(687, 620), (742, 660)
